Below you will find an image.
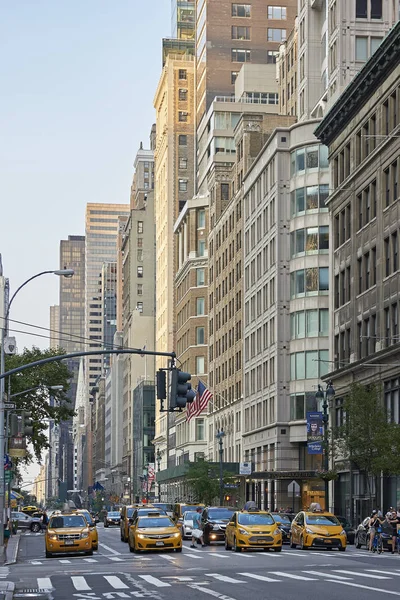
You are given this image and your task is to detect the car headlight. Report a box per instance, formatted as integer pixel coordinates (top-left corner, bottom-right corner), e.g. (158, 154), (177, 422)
(273, 529), (281, 536)
(137, 534), (146, 539)
(80, 531), (89, 539)
(213, 525), (219, 530)
(305, 528), (314, 534)
(238, 528), (248, 535)
(340, 530), (346, 536)
(49, 534), (58, 540)
(172, 532), (181, 538)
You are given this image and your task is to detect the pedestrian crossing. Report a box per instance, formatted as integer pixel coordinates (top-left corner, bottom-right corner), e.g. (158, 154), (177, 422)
(23, 568), (400, 593)
(0, 567), (9, 579)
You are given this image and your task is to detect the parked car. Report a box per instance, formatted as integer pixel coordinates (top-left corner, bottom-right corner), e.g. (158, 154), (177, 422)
(104, 511), (121, 527)
(270, 513), (292, 543)
(180, 510), (197, 539)
(201, 507), (236, 544)
(11, 511), (42, 532)
(355, 516), (392, 550)
(336, 516), (356, 545)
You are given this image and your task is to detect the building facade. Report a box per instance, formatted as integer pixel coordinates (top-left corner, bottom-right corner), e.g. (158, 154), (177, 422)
(315, 20), (400, 521)
(49, 305), (60, 349)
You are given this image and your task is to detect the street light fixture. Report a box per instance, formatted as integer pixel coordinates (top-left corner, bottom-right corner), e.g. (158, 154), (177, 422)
(0, 266), (74, 549)
(315, 380), (336, 512)
(216, 429), (225, 506)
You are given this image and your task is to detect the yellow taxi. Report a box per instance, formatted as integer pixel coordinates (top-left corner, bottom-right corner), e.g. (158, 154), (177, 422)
(45, 512), (92, 558)
(290, 505), (347, 551)
(128, 513), (182, 553)
(75, 509), (99, 551)
(120, 504), (153, 542)
(225, 509), (282, 552)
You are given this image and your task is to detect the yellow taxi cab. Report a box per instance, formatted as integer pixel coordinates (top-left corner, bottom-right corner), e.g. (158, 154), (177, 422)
(120, 504), (153, 542)
(173, 502), (205, 523)
(225, 508), (282, 552)
(74, 509), (99, 551)
(290, 504), (346, 551)
(45, 512), (92, 558)
(128, 512), (182, 553)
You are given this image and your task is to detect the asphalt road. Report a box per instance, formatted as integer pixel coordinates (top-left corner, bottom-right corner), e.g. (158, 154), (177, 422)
(7, 524), (400, 599)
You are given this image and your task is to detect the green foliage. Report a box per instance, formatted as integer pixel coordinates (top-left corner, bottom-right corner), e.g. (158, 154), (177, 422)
(45, 497), (64, 510)
(183, 460), (232, 505)
(336, 382), (400, 477)
(5, 346), (74, 463)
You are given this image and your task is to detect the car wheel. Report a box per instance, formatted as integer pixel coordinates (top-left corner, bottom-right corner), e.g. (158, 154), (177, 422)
(274, 547), (282, 552)
(93, 544), (98, 551)
(290, 535), (296, 549)
(134, 543), (140, 554)
(129, 540), (134, 553)
(225, 536), (232, 551)
(45, 551), (53, 558)
(233, 537), (241, 553)
(175, 547), (182, 553)
(339, 546), (346, 552)
(300, 536), (307, 550)
(86, 550), (93, 556)
(31, 523), (41, 533)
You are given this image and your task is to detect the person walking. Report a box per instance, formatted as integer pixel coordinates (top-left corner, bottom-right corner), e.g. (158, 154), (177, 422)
(190, 507), (206, 548)
(386, 508), (399, 554)
(369, 510), (383, 551)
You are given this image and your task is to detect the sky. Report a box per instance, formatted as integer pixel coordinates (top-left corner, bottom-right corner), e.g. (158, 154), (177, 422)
(0, 0), (171, 486)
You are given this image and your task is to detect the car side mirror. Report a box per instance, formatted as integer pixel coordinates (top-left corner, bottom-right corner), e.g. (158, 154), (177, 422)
(128, 519), (134, 525)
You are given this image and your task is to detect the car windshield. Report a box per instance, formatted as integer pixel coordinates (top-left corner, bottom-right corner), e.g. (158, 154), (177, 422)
(108, 512), (120, 517)
(49, 516), (86, 528)
(209, 509), (235, 521)
(271, 513), (291, 524)
(184, 512), (197, 521)
(127, 508), (135, 518)
(306, 515), (340, 526)
(80, 511), (94, 525)
(337, 517), (350, 527)
(238, 514), (275, 526)
(182, 505), (203, 515)
(138, 517), (173, 528)
(152, 503), (173, 512)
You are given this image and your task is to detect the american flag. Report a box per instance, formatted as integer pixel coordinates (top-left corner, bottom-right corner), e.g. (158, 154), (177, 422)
(186, 380), (212, 422)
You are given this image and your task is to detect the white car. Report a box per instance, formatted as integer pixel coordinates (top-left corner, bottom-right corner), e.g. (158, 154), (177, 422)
(180, 511), (197, 539)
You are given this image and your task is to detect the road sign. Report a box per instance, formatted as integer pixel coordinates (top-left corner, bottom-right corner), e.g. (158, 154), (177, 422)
(240, 462), (252, 475)
(224, 483), (240, 489)
(5, 471), (12, 484)
(288, 480), (300, 495)
(4, 403), (15, 410)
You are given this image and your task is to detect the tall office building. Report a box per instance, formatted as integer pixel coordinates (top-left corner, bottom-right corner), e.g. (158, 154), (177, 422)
(49, 305), (60, 349)
(195, 0), (297, 127)
(171, 0), (195, 39)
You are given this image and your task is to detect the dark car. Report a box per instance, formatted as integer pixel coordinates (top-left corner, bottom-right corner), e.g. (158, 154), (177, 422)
(355, 516), (392, 550)
(337, 516), (356, 545)
(104, 511), (121, 527)
(201, 507), (236, 545)
(270, 513), (292, 543)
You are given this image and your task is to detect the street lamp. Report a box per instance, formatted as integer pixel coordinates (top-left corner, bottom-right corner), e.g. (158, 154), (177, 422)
(0, 266), (74, 549)
(316, 380), (336, 512)
(216, 429), (225, 506)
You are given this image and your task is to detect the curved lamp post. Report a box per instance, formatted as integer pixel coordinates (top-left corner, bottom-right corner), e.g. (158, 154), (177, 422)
(315, 381), (336, 511)
(0, 267), (74, 549)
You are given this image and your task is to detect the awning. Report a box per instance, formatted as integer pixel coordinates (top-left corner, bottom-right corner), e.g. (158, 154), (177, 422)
(10, 490), (24, 500)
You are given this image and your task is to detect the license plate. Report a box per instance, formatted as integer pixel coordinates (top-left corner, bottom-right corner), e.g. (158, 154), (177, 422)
(257, 540), (265, 544)
(156, 541), (164, 546)
(64, 540), (74, 546)
(324, 539), (332, 544)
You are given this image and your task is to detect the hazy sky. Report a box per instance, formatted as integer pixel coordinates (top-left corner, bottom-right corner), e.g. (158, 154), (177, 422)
(1, 0), (171, 485)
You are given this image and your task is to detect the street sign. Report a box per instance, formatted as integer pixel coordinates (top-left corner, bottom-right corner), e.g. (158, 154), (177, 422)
(5, 471), (13, 484)
(239, 462), (252, 475)
(224, 483), (240, 489)
(4, 403), (15, 410)
(287, 480), (300, 495)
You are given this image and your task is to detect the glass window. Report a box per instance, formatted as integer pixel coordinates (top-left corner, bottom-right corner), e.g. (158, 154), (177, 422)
(356, 0), (367, 18)
(306, 146), (319, 169)
(196, 327), (205, 344)
(268, 6), (287, 19)
(319, 184), (329, 207)
(296, 188), (305, 212)
(319, 267), (329, 291)
(232, 26), (251, 40)
(198, 209), (206, 228)
(306, 310), (318, 336)
(196, 356), (205, 374)
(319, 145), (329, 168)
(306, 186), (319, 210)
(319, 309), (329, 336)
(137, 266), (143, 278)
(196, 297), (205, 315)
(232, 4), (251, 17)
(198, 240), (206, 256)
(295, 352), (305, 379)
(178, 111), (188, 122)
(297, 311), (305, 337)
(356, 37), (368, 61)
(231, 71), (239, 84)
(296, 148), (305, 172)
(296, 269), (305, 294)
(306, 351), (318, 378)
(179, 179), (188, 192)
(319, 350), (330, 376)
(197, 269), (205, 286)
(267, 28), (287, 42)
(179, 135), (187, 146)
(306, 268), (318, 291)
(290, 394), (305, 420)
(178, 69), (187, 80)
(267, 50), (279, 64)
(179, 88), (187, 101)
(136, 301), (143, 313)
(371, 37), (382, 54)
(196, 419), (205, 441)
(319, 226), (329, 250)
(179, 157), (188, 169)
(306, 227), (318, 251)
(231, 48), (251, 62)
(137, 221), (144, 234)
(295, 229), (305, 254)
(371, 0), (382, 19)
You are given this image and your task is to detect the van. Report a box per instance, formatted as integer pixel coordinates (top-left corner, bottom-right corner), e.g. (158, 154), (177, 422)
(173, 502), (205, 523)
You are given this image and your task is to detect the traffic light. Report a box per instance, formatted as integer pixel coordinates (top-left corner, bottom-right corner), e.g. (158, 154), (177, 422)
(225, 494), (231, 503)
(9, 413), (19, 436)
(156, 370), (167, 400)
(22, 411), (34, 436)
(169, 368), (196, 410)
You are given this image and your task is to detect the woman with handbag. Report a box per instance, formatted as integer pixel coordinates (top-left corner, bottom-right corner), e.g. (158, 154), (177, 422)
(190, 507), (206, 548)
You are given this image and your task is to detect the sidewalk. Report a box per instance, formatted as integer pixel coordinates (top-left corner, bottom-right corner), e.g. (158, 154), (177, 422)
(5, 532), (20, 566)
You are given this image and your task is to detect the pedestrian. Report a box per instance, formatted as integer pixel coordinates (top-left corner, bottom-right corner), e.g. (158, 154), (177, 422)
(386, 508), (399, 554)
(368, 510), (383, 551)
(190, 507), (206, 548)
(42, 511), (49, 528)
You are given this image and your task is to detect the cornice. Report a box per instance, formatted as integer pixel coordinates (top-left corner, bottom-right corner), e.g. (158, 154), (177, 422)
(315, 21), (400, 146)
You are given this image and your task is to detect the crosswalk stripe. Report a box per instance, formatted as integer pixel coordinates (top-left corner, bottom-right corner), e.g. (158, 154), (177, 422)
(59, 559), (71, 564)
(37, 578), (52, 590)
(287, 552), (309, 557)
(238, 572), (280, 582)
(139, 575), (171, 588)
(209, 553), (229, 559)
(109, 556), (124, 561)
(31, 561), (42, 565)
(160, 555), (176, 561)
(234, 553), (253, 558)
(303, 571), (352, 580)
(72, 577), (91, 591)
(104, 576), (129, 589)
(269, 572), (316, 581)
(327, 580), (400, 596)
(366, 570), (400, 576)
(83, 558), (97, 563)
(184, 553), (203, 560)
(206, 573), (245, 583)
(333, 570), (391, 580)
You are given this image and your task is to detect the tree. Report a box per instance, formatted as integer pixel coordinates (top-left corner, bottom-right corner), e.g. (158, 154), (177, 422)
(5, 346), (74, 463)
(183, 460), (234, 505)
(335, 382), (400, 491)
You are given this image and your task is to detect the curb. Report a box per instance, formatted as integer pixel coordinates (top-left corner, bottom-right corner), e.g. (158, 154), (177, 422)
(0, 581), (15, 600)
(5, 533), (21, 566)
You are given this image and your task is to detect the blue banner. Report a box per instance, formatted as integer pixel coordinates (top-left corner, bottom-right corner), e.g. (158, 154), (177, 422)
(308, 442), (323, 454)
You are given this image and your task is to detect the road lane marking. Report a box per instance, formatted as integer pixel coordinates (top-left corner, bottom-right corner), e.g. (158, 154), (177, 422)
(31, 561), (42, 565)
(104, 576), (129, 589)
(303, 571), (352, 580)
(139, 575), (171, 588)
(287, 552), (310, 557)
(184, 553), (203, 560)
(327, 580), (400, 596)
(209, 553), (229, 559)
(98, 542), (121, 555)
(366, 570), (400, 576)
(333, 570), (391, 579)
(268, 572), (316, 581)
(238, 572), (280, 582)
(37, 578), (52, 590)
(83, 558), (97, 562)
(206, 574), (245, 583)
(233, 553), (253, 558)
(59, 559), (71, 564)
(109, 556), (124, 561)
(72, 576), (91, 591)
(188, 585), (237, 600)
(184, 546), (203, 553)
